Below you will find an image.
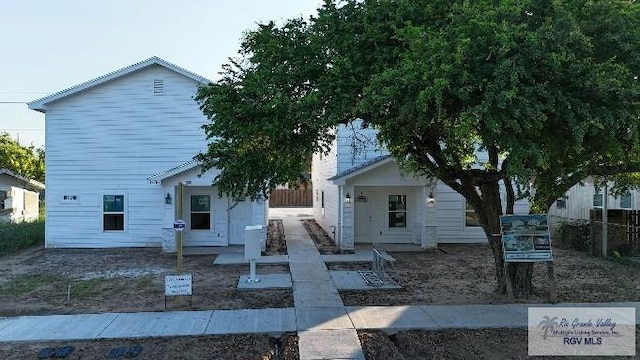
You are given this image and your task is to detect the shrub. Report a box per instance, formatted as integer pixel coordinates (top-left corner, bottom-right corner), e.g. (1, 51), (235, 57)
(0, 220), (45, 256)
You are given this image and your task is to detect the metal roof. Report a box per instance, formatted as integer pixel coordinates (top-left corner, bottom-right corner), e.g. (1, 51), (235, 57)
(327, 155), (392, 182)
(0, 168), (45, 191)
(147, 160), (200, 184)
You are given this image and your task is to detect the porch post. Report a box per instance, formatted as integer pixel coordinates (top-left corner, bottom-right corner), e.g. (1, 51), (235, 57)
(340, 185), (355, 253)
(422, 184), (438, 249)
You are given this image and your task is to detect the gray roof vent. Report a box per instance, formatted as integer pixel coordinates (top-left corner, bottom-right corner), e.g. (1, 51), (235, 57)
(153, 79), (164, 95)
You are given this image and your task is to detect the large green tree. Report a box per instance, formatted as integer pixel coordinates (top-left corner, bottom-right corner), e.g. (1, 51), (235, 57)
(0, 133), (44, 182)
(196, 0), (640, 296)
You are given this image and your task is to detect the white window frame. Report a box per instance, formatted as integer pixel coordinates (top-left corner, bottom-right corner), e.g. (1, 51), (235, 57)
(102, 193), (126, 232)
(388, 194), (407, 228)
(620, 192), (632, 209)
(556, 198), (567, 209)
(593, 193), (603, 208)
(190, 194), (212, 230)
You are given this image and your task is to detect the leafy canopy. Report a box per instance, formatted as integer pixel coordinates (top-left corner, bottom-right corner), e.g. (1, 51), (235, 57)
(0, 133), (44, 182)
(196, 0), (640, 214)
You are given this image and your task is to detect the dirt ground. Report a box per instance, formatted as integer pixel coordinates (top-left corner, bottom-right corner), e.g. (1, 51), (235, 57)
(2, 218), (640, 359)
(0, 334), (299, 360)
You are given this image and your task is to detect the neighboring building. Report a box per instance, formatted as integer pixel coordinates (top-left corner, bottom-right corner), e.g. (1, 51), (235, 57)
(311, 120), (529, 251)
(28, 57), (266, 249)
(548, 177), (640, 220)
(0, 168), (44, 223)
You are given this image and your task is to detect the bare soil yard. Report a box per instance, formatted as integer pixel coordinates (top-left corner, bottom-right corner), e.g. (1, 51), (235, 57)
(0, 221), (292, 317)
(329, 245), (640, 306)
(2, 218), (639, 359)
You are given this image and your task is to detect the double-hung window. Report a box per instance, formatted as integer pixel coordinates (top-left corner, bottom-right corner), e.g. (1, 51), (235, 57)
(103, 195), (125, 231)
(191, 195), (211, 230)
(388, 195), (407, 228)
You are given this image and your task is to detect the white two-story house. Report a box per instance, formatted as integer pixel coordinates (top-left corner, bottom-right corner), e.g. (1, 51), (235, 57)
(28, 57), (266, 249)
(311, 120), (529, 251)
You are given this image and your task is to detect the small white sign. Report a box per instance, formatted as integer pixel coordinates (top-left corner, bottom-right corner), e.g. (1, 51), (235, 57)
(529, 307), (636, 356)
(173, 219), (186, 232)
(165, 274), (192, 296)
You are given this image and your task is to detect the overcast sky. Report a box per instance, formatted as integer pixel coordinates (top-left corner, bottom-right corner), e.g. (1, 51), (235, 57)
(0, 0), (321, 148)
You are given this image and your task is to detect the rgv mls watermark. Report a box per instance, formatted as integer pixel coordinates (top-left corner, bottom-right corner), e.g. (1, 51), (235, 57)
(529, 307), (636, 356)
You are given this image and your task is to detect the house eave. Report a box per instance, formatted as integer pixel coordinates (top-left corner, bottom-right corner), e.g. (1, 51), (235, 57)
(147, 160), (200, 184)
(328, 155), (393, 185)
(27, 56), (212, 112)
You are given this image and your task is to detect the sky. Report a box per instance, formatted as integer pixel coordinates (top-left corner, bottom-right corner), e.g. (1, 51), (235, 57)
(0, 0), (322, 148)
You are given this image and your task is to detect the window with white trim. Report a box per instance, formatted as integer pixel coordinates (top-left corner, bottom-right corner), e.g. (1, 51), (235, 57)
(556, 198), (567, 209)
(190, 195), (211, 230)
(465, 200), (481, 227)
(620, 192), (632, 209)
(388, 195), (407, 228)
(593, 193), (603, 208)
(103, 195), (125, 231)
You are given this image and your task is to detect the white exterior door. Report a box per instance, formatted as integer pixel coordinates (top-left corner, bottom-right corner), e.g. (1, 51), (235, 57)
(183, 187), (227, 246)
(355, 191), (377, 243)
(229, 200), (254, 245)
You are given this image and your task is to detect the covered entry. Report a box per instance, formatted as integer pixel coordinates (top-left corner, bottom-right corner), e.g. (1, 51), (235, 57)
(148, 160), (267, 248)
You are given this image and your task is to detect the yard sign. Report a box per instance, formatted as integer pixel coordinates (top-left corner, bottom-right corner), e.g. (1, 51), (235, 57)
(499, 214), (553, 262)
(165, 274), (192, 296)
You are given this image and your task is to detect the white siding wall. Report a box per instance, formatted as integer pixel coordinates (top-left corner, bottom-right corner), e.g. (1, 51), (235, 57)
(336, 120), (388, 173)
(45, 65), (211, 248)
(311, 133), (340, 240)
(548, 180), (640, 220)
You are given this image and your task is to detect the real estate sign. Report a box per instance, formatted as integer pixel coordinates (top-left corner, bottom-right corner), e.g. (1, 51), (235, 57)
(500, 214), (553, 262)
(165, 274), (192, 296)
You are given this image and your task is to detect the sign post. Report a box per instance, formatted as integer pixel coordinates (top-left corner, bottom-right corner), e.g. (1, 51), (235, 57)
(173, 182), (185, 306)
(500, 214), (556, 302)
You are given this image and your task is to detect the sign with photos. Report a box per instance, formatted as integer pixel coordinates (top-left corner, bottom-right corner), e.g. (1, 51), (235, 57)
(500, 214), (553, 262)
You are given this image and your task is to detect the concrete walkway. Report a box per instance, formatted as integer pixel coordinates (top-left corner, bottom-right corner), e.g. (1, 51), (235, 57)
(2, 303), (639, 342)
(283, 217), (365, 360)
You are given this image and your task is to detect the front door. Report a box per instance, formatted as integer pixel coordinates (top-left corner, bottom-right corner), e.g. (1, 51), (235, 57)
(355, 191), (376, 243)
(182, 187), (227, 246)
(229, 199), (254, 245)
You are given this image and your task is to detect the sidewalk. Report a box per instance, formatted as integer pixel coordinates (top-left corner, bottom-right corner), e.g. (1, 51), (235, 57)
(2, 303), (639, 343)
(1, 206), (639, 358)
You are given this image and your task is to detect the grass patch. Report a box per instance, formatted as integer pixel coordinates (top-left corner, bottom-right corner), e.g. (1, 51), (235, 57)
(1, 274), (63, 295)
(0, 219), (45, 256)
(70, 278), (111, 298)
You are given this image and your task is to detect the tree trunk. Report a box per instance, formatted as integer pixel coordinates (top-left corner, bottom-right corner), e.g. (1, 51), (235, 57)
(478, 181), (534, 298)
(507, 262), (534, 297)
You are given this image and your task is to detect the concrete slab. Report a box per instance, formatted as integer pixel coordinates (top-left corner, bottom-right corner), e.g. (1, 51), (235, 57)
(329, 270), (401, 290)
(213, 253), (289, 265)
(237, 273), (292, 289)
(346, 306), (440, 333)
(99, 311), (212, 338)
(0, 313), (120, 342)
(323, 249), (395, 263)
(268, 207), (313, 219)
(0, 317), (15, 333)
(206, 308), (296, 335)
(422, 304), (529, 329)
(296, 307), (354, 331)
(298, 329), (365, 360)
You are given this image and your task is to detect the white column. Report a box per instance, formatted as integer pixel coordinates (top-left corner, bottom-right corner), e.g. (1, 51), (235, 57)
(340, 185), (355, 252)
(421, 184), (438, 249)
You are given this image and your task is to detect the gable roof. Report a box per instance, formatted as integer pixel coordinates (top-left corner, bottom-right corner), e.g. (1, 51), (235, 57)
(28, 56), (212, 112)
(328, 155), (392, 185)
(0, 168), (45, 191)
(147, 160), (200, 184)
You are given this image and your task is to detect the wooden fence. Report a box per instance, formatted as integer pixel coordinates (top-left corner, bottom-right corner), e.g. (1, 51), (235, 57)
(268, 188), (313, 208)
(589, 209), (640, 255)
